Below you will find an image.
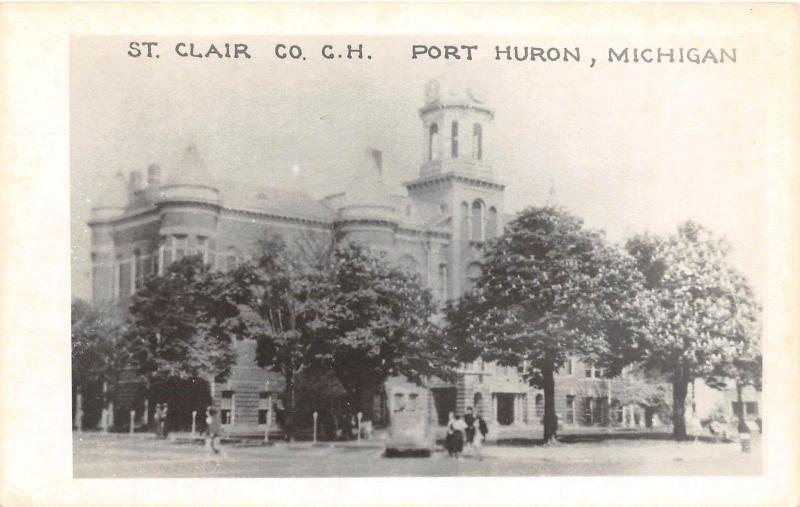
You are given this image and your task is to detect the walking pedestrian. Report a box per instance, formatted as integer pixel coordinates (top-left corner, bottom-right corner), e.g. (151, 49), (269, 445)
(464, 407), (476, 449)
(205, 406), (225, 457)
(449, 414), (466, 459)
(474, 414), (489, 461)
(445, 411), (455, 456)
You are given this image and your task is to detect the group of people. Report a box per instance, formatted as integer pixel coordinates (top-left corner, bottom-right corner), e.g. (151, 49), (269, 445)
(445, 407), (489, 460)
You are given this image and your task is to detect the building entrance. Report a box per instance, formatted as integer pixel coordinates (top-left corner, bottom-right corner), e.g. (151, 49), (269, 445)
(496, 393), (515, 425)
(432, 388), (456, 426)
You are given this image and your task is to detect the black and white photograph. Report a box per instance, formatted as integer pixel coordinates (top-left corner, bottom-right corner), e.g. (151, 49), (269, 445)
(67, 33), (771, 479)
(1, 4), (798, 506)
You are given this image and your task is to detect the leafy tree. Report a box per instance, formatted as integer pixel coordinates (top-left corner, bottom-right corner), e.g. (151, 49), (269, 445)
(126, 256), (241, 409)
(445, 207), (646, 442)
(705, 272), (762, 423)
(71, 299), (128, 428)
(626, 222), (762, 438)
(228, 236), (332, 441)
(321, 242), (454, 422)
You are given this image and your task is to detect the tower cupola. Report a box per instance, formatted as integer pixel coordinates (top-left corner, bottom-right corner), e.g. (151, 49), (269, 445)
(419, 75), (494, 180)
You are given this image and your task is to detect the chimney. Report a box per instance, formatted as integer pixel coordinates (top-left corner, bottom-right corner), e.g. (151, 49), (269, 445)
(147, 164), (161, 188)
(368, 148), (383, 173)
(128, 171), (143, 198)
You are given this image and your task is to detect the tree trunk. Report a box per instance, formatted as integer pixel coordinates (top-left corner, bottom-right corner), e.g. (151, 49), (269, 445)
(542, 363), (558, 443)
(672, 370), (689, 440)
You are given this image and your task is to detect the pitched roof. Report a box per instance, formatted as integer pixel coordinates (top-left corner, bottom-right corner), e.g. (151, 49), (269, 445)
(220, 180), (335, 222)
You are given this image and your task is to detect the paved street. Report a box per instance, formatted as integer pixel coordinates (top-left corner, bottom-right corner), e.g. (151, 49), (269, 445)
(73, 432), (761, 478)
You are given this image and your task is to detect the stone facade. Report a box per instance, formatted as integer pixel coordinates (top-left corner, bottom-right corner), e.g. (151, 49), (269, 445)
(88, 77), (664, 437)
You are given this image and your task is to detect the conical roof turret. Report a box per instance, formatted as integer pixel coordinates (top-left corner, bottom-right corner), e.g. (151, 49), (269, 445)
(335, 148), (397, 224)
(157, 143), (220, 205)
(165, 143), (215, 187)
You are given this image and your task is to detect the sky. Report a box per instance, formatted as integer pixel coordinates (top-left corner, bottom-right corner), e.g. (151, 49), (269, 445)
(71, 36), (767, 301)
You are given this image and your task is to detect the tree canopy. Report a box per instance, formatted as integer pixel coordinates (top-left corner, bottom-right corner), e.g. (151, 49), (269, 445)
(228, 236), (332, 440)
(126, 255), (241, 385)
(321, 242), (453, 418)
(446, 206), (646, 441)
(626, 221), (762, 437)
(72, 298), (129, 393)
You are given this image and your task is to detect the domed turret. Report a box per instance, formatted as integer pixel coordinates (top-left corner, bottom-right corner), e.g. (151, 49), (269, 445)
(156, 143), (220, 206)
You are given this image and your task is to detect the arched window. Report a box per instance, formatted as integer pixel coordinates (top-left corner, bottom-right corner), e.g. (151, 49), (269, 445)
(428, 123), (439, 161)
(460, 201), (470, 240)
(451, 121), (459, 158)
(486, 207), (498, 239)
(134, 249), (147, 290)
(471, 200), (484, 241)
(466, 262), (482, 291)
(438, 263), (448, 300)
(472, 123), (483, 160)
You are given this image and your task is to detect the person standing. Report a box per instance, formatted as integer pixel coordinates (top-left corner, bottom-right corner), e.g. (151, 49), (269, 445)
(464, 407), (476, 449)
(160, 403), (169, 439)
(153, 403), (163, 438)
(205, 406), (224, 456)
(445, 411), (455, 456)
(474, 414), (489, 461)
(449, 414), (466, 459)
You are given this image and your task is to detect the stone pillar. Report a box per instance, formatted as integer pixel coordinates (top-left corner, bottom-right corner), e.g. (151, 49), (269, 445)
(492, 394), (499, 424)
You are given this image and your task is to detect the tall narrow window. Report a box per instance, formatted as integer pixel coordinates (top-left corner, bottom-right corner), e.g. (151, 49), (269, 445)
(451, 121), (459, 158)
(438, 263), (448, 300)
(118, 258), (132, 298)
(428, 123), (439, 161)
(174, 235), (188, 261)
(221, 390), (235, 425)
(134, 249), (147, 290)
(472, 123), (483, 160)
(160, 236), (173, 270)
(471, 200), (484, 241)
(565, 395), (575, 424)
(486, 207), (498, 239)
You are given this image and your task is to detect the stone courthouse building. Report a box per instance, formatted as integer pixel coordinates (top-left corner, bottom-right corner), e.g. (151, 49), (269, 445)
(87, 77), (659, 437)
